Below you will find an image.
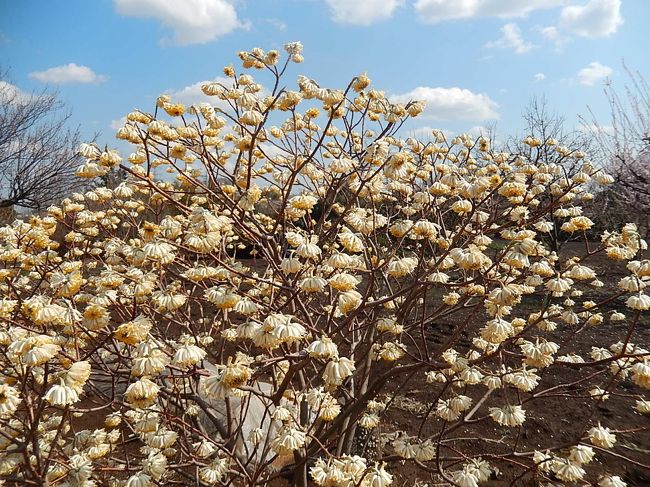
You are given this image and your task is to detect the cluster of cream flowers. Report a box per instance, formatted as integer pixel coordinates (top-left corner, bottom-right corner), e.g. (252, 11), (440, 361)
(0, 43), (648, 486)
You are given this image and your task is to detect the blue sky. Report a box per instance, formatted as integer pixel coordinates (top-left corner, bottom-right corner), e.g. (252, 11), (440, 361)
(0, 0), (647, 147)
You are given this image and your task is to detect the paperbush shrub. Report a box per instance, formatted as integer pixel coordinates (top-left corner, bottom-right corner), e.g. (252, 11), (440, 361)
(0, 43), (648, 487)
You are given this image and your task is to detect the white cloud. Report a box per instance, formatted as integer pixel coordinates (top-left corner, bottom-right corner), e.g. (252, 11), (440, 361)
(0, 81), (32, 104)
(579, 123), (615, 135)
(415, 0), (565, 23)
(110, 117), (127, 130)
(29, 64), (107, 84)
(467, 125), (501, 146)
(114, 0), (242, 45)
(167, 77), (233, 108)
(465, 125), (491, 137)
(406, 126), (451, 139)
(264, 18), (286, 31)
(577, 61), (612, 86)
(559, 0), (623, 38)
(540, 26), (560, 41)
(259, 142), (290, 160)
(325, 0), (403, 26)
(168, 80), (213, 106)
(165, 76), (272, 114)
(539, 25), (569, 48)
(406, 126), (495, 142)
(392, 86), (499, 121)
(485, 23), (535, 54)
(534, 72), (546, 82)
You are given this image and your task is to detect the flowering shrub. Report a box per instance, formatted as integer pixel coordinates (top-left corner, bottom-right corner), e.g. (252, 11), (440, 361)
(1, 43), (649, 486)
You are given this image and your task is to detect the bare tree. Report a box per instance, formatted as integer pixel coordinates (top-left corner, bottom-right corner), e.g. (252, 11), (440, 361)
(0, 72), (85, 210)
(506, 96), (593, 252)
(509, 95), (591, 171)
(582, 64), (650, 235)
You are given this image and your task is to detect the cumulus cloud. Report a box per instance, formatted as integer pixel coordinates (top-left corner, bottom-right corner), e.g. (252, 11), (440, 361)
(539, 25), (568, 47)
(392, 86), (499, 121)
(463, 125), (489, 137)
(407, 126), (495, 143)
(559, 0), (623, 38)
(165, 76), (270, 112)
(579, 123), (615, 135)
(114, 0), (243, 45)
(577, 61), (612, 86)
(414, 0), (564, 23)
(485, 23), (535, 54)
(29, 64), (107, 84)
(540, 26), (560, 41)
(534, 72), (546, 82)
(166, 77), (232, 107)
(110, 117), (128, 131)
(0, 81), (32, 103)
(325, 0), (404, 26)
(406, 126), (451, 139)
(264, 18), (287, 31)
(415, 0), (623, 47)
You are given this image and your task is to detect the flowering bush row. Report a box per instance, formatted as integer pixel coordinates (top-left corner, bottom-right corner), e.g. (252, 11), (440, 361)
(0, 43), (648, 486)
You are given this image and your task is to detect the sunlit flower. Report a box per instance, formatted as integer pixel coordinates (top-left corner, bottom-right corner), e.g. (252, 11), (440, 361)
(199, 458), (229, 484)
(337, 290), (362, 314)
(489, 405), (526, 427)
(599, 475), (628, 487)
(307, 336), (339, 359)
(569, 444), (595, 464)
(44, 380), (80, 406)
(125, 378), (160, 408)
(636, 399), (650, 414)
(451, 469), (479, 487)
(588, 424), (616, 448)
(323, 357), (355, 386)
(125, 471), (153, 487)
(552, 458), (585, 482)
(363, 462), (393, 487)
(626, 293), (650, 310)
(173, 343), (207, 368)
(114, 315), (152, 345)
(271, 425), (306, 455)
(0, 384), (21, 418)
